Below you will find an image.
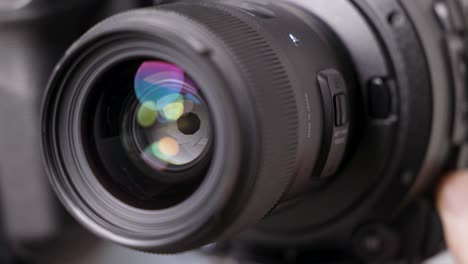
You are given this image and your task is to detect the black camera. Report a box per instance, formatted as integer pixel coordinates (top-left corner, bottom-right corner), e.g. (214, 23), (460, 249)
(2, 0), (467, 263)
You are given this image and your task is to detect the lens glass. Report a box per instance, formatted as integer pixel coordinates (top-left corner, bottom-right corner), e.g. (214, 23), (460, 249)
(83, 59), (213, 209)
(125, 61), (211, 172)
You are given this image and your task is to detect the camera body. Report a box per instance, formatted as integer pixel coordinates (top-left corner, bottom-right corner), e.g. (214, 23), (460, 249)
(1, 0), (467, 263)
(0, 0), (143, 260)
(0, 0), (99, 244)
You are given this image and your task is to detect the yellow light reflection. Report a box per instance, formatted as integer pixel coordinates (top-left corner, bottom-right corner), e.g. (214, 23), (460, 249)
(162, 101), (184, 121)
(137, 101), (158, 128)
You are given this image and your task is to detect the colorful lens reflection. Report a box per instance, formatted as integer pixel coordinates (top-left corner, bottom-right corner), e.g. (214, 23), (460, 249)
(137, 101), (158, 128)
(150, 137), (181, 164)
(132, 61), (211, 170)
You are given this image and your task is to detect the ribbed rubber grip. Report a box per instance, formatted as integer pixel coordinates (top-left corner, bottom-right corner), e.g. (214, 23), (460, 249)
(161, 2), (299, 233)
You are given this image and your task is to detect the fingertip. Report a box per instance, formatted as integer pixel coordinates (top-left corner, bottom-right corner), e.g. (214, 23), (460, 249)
(437, 171), (468, 264)
(437, 171), (468, 218)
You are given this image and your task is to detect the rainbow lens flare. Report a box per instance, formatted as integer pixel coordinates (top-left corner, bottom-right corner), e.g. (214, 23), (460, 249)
(130, 61), (211, 170)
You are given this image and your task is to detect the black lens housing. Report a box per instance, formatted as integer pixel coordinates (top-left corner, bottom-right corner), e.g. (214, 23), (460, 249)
(42, 0), (356, 252)
(41, 0), (450, 259)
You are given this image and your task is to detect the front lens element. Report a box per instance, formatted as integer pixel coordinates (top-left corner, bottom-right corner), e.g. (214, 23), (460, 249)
(125, 61), (211, 171)
(82, 58), (213, 209)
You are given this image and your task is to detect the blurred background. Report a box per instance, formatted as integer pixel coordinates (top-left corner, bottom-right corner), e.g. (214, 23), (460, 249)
(0, 0), (456, 263)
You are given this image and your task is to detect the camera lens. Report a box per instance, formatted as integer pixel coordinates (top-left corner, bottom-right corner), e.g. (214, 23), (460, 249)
(42, 1), (353, 253)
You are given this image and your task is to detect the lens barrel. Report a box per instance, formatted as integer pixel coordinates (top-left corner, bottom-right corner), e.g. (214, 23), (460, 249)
(42, 1), (352, 252)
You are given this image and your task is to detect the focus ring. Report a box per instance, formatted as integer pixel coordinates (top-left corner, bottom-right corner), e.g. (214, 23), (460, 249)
(162, 2), (299, 232)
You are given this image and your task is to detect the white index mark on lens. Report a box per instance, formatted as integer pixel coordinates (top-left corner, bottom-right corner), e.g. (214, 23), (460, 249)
(289, 33), (301, 47)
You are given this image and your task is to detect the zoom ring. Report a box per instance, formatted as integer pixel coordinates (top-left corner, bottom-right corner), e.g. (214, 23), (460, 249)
(161, 2), (299, 233)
